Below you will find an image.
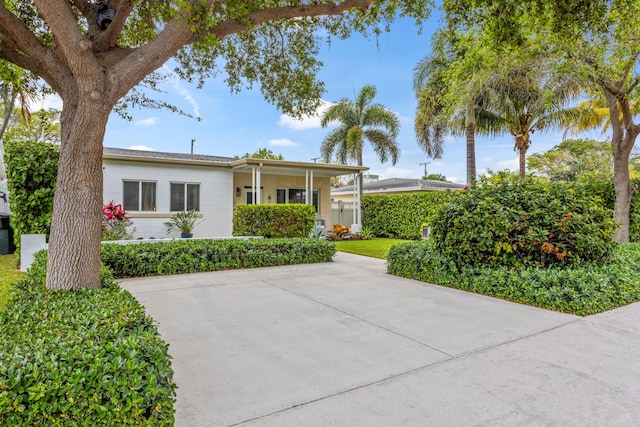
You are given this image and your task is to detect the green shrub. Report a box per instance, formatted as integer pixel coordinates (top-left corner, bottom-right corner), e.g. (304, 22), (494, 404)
(431, 174), (617, 268)
(4, 141), (59, 252)
(233, 204), (316, 238)
(101, 238), (336, 278)
(387, 240), (640, 316)
(0, 252), (176, 425)
(361, 192), (456, 240)
(360, 178), (639, 242)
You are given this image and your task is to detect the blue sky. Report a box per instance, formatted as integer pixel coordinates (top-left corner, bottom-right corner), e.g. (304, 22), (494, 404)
(64, 11), (598, 183)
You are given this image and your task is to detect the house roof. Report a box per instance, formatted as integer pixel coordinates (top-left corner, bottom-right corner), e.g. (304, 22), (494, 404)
(103, 147), (235, 164)
(331, 177), (465, 195)
(103, 147), (367, 178)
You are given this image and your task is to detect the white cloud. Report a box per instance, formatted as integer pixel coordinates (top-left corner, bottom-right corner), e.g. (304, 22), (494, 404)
(163, 65), (201, 119)
(396, 111), (411, 124)
(29, 93), (63, 112)
(380, 166), (414, 179)
(278, 100), (335, 130)
(495, 157), (519, 172)
(444, 135), (459, 144)
(135, 117), (158, 126)
(446, 176), (462, 183)
(128, 145), (154, 151)
(268, 138), (299, 147)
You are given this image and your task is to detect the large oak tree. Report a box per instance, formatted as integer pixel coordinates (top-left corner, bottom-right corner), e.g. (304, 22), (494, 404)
(0, 1), (430, 290)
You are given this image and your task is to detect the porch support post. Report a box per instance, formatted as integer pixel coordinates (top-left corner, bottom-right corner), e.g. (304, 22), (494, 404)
(256, 163), (262, 204)
(352, 172), (362, 232)
(251, 167), (256, 204)
(305, 170), (309, 204)
(310, 170), (314, 209)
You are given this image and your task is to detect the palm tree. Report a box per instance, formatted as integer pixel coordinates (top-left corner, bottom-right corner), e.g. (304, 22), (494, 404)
(320, 84), (399, 229)
(481, 64), (598, 179)
(413, 30), (497, 186)
(563, 94), (639, 139)
(0, 63), (36, 195)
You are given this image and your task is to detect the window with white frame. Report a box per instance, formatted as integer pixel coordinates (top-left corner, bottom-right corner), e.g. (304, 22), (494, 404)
(123, 180), (156, 211)
(276, 188), (319, 213)
(171, 183), (200, 211)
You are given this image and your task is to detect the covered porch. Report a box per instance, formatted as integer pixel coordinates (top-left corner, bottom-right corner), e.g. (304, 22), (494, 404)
(231, 158), (367, 232)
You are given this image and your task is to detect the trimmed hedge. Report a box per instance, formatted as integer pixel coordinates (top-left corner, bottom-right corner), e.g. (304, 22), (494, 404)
(360, 178), (639, 242)
(233, 204), (316, 238)
(361, 192), (456, 240)
(387, 240), (640, 316)
(4, 141), (59, 252)
(101, 238), (336, 278)
(0, 252), (176, 425)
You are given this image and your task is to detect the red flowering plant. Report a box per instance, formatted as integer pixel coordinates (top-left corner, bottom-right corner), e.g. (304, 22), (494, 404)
(102, 201), (135, 240)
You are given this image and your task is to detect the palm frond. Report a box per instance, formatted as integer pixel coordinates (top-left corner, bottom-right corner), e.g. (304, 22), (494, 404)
(320, 100), (354, 127)
(364, 129), (400, 165)
(362, 104), (400, 137)
(320, 127), (348, 163)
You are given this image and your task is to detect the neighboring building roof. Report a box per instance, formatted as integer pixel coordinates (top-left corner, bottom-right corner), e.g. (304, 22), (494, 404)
(103, 147), (367, 178)
(331, 177), (465, 195)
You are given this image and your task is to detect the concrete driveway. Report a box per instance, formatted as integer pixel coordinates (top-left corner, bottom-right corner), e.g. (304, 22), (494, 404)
(121, 252), (640, 427)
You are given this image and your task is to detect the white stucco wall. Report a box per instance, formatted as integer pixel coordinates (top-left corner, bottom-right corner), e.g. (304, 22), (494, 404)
(103, 160), (233, 238)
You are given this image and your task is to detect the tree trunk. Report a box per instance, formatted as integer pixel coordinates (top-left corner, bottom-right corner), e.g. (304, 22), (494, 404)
(464, 101), (476, 186)
(612, 143), (634, 243)
(518, 147), (526, 179)
(46, 96), (111, 290)
(603, 89), (639, 243)
(611, 128), (638, 243)
(465, 124), (476, 186)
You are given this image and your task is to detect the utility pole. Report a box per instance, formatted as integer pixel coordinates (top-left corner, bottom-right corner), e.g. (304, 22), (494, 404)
(420, 161), (429, 179)
(190, 138), (195, 154)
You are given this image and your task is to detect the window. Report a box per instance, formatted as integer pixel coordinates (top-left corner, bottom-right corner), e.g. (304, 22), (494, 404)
(245, 186), (264, 205)
(276, 187), (320, 213)
(123, 181), (156, 211)
(171, 183), (200, 211)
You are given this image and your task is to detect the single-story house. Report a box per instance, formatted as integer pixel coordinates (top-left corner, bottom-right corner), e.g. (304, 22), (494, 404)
(103, 147), (367, 238)
(331, 177), (465, 203)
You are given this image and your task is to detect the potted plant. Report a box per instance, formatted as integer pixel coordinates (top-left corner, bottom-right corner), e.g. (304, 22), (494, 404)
(165, 210), (203, 238)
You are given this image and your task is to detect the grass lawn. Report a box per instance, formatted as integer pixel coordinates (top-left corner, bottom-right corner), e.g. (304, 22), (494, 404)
(0, 254), (24, 311)
(334, 238), (410, 259)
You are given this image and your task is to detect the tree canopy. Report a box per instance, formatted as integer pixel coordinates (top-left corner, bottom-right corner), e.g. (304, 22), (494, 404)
(442, 0), (640, 242)
(235, 148), (284, 160)
(528, 139), (613, 182)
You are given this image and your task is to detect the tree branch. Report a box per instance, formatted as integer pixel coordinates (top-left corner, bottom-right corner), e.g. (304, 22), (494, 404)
(0, 4), (50, 64)
(619, 50), (640, 87)
(624, 76), (640, 97)
(109, 0), (373, 101)
(71, 0), (92, 21)
(212, 0), (373, 39)
(0, 5), (68, 94)
(35, 0), (102, 82)
(95, 1), (135, 50)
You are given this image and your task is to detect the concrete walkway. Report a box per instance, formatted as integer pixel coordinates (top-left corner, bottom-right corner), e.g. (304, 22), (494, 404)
(121, 252), (640, 427)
